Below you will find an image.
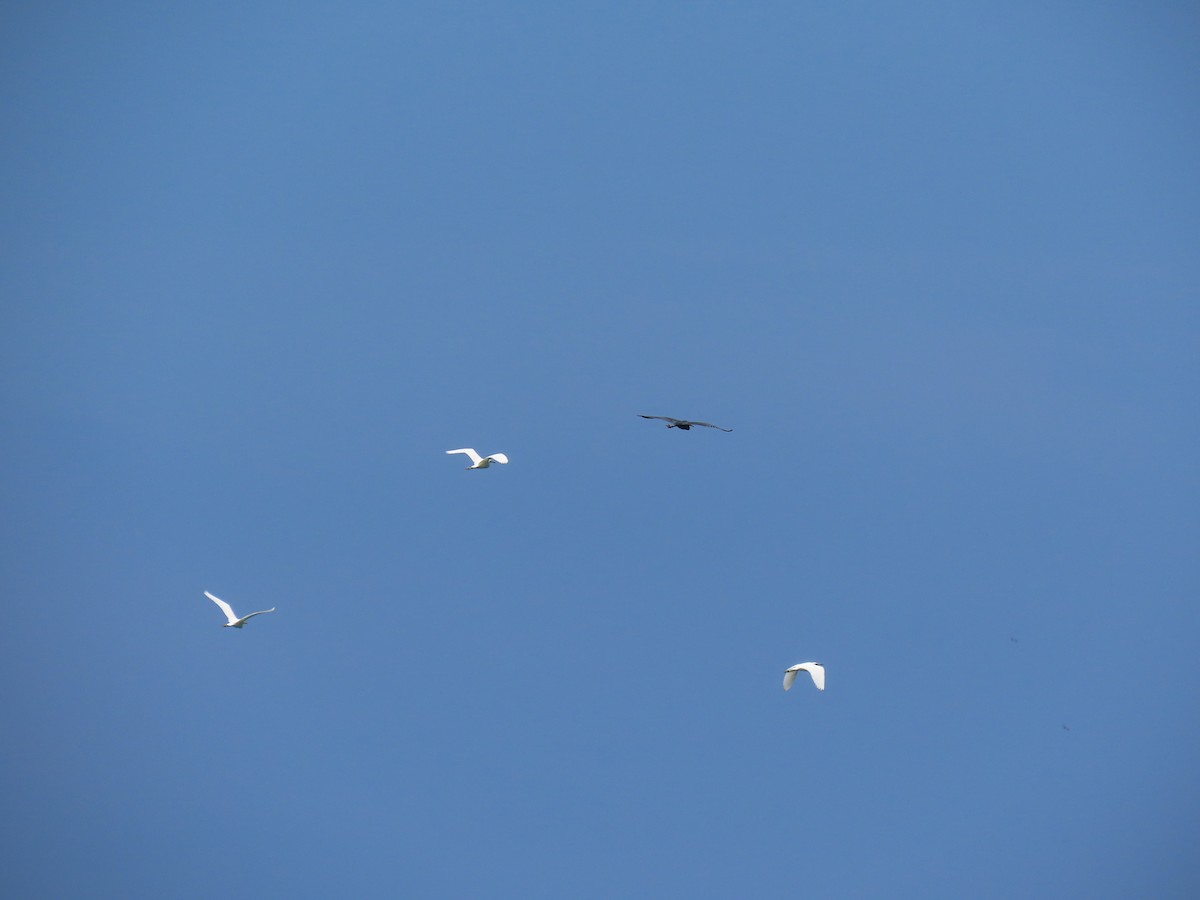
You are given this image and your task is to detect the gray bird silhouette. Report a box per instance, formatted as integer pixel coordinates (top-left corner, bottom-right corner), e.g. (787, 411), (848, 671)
(639, 415), (732, 432)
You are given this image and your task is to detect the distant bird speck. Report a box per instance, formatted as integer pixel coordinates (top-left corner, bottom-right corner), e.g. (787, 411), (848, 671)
(639, 415), (732, 432)
(783, 662), (825, 692)
(205, 591), (276, 629)
(446, 448), (509, 469)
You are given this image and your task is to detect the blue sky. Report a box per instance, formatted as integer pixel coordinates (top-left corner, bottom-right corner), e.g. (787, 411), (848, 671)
(2, 3), (1198, 897)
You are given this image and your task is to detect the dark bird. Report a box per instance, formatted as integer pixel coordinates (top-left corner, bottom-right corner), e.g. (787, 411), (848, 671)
(639, 415), (732, 432)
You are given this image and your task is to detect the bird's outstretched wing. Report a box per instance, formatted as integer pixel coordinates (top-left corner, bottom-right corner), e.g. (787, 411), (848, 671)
(241, 607), (276, 622)
(639, 415), (682, 424)
(446, 448), (483, 465)
(801, 663), (826, 691)
(485, 453), (509, 465)
(204, 591), (239, 625)
(687, 420), (733, 432)
(784, 662), (825, 691)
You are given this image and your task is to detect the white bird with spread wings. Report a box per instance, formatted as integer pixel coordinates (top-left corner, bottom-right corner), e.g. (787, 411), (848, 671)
(205, 591), (276, 629)
(446, 448), (509, 469)
(783, 662), (825, 691)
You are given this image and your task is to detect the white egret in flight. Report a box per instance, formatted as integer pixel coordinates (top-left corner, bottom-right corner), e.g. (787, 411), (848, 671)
(446, 448), (509, 469)
(205, 591), (276, 629)
(783, 662), (825, 691)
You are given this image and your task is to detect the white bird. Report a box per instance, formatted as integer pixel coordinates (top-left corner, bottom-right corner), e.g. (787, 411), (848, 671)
(783, 662), (825, 691)
(205, 591), (276, 629)
(446, 448), (509, 469)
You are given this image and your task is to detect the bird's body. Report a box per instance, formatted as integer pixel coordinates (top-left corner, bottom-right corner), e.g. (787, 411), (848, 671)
(783, 662), (825, 691)
(205, 591), (276, 628)
(639, 415), (732, 432)
(446, 448), (509, 469)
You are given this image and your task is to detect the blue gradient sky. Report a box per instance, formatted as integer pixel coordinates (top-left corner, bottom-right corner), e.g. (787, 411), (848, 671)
(2, 3), (1198, 897)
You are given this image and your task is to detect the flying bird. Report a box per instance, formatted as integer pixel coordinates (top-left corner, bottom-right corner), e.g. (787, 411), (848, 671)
(204, 591), (276, 629)
(446, 448), (509, 469)
(783, 662), (825, 691)
(638, 415), (732, 432)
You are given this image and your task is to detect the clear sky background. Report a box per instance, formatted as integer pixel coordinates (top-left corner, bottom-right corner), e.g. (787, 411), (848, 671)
(2, 3), (1198, 897)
